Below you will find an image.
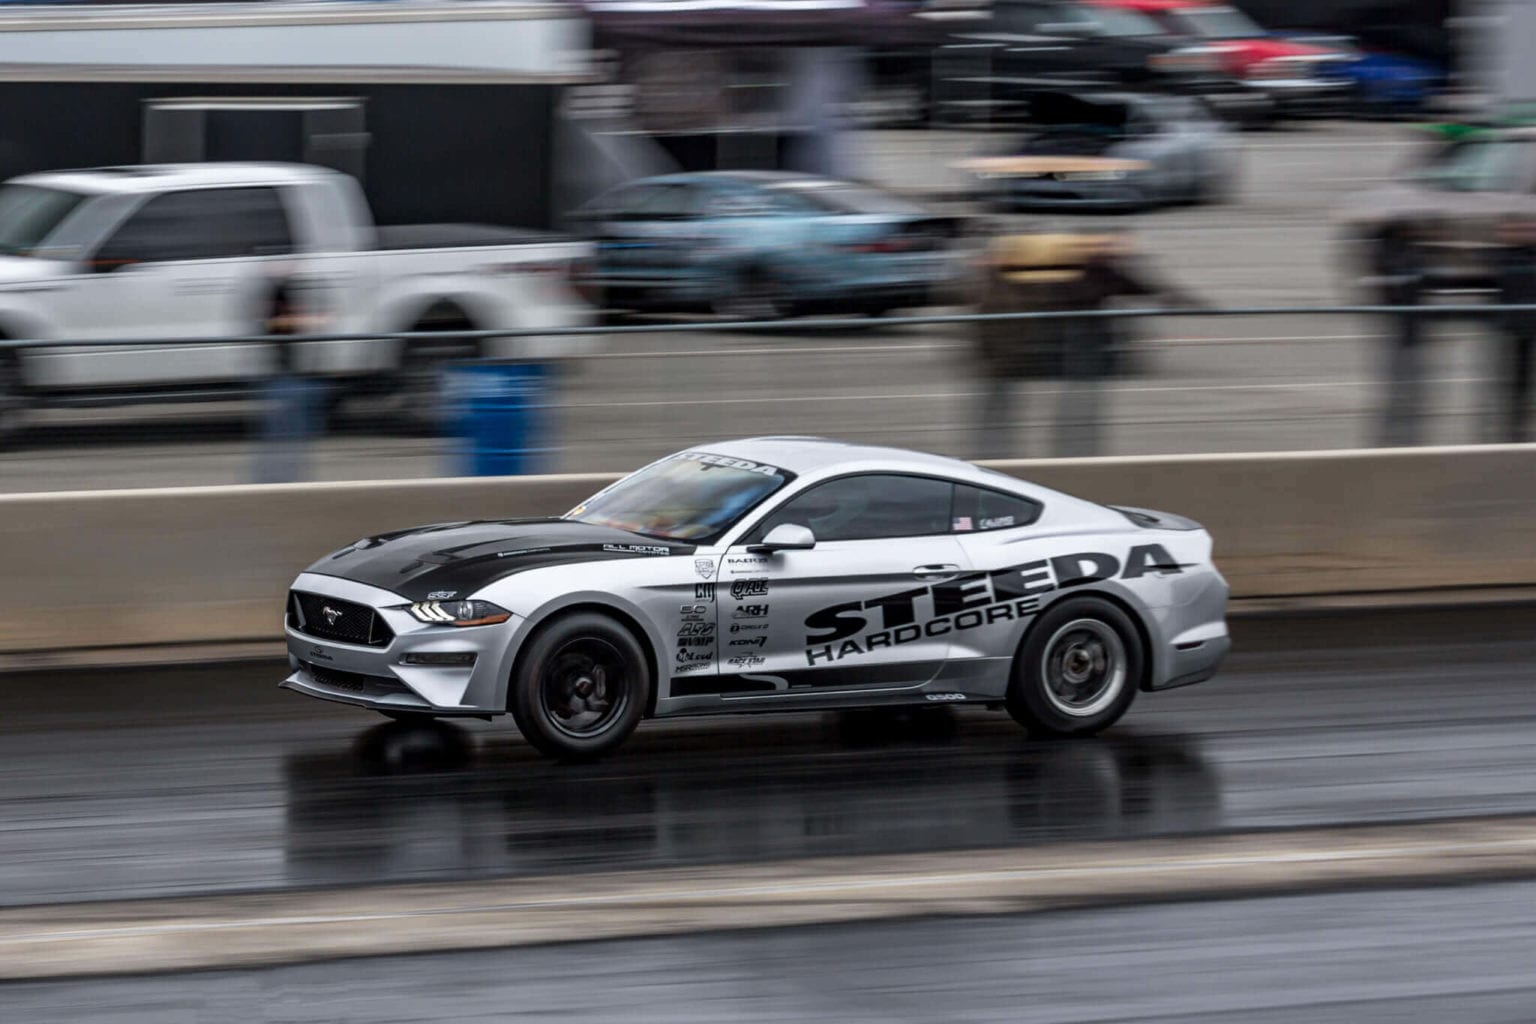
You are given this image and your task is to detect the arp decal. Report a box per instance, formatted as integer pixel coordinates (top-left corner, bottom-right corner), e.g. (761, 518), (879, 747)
(730, 578), (769, 600)
(802, 544), (1183, 666)
(678, 622), (715, 637)
(695, 583), (716, 602)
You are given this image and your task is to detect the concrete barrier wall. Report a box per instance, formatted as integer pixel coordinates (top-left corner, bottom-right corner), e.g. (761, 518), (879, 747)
(3, 445), (1534, 654)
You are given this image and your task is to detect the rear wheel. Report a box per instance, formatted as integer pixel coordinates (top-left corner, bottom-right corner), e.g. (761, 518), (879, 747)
(508, 612), (650, 761)
(1006, 596), (1142, 738)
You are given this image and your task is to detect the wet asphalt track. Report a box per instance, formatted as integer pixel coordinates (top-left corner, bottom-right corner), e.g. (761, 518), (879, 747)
(8, 881), (1536, 1023)
(3, 605), (1536, 908)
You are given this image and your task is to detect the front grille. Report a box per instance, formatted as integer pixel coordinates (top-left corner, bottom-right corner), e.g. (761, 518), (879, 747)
(290, 591), (394, 647)
(301, 661), (413, 698)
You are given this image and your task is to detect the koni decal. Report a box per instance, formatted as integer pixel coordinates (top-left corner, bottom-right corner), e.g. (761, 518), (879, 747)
(802, 544), (1183, 666)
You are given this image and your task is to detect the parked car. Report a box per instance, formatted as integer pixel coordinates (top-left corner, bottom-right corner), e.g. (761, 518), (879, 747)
(917, 0), (1263, 125)
(0, 163), (588, 441)
(1092, 0), (1354, 120)
(957, 90), (1238, 210)
(1274, 32), (1446, 116)
(570, 172), (964, 320)
(1340, 125), (1536, 294)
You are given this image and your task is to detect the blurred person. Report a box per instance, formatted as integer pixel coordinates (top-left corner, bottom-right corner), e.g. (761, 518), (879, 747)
(253, 268), (330, 484)
(1373, 232), (1427, 448)
(971, 227), (1198, 460)
(1492, 215), (1536, 443)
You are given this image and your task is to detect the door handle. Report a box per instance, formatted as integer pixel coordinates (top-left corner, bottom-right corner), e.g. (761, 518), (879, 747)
(912, 563), (961, 581)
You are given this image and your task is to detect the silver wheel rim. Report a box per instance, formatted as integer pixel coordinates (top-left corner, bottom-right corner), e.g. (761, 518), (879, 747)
(1040, 618), (1126, 718)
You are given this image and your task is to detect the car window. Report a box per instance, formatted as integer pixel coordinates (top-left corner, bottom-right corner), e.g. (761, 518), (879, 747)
(95, 187), (293, 265)
(768, 181), (924, 216)
(950, 484), (1042, 532)
(703, 188), (778, 217)
(0, 185), (87, 257)
(993, 3), (1051, 33)
(633, 183), (700, 219)
(746, 474), (953, 543)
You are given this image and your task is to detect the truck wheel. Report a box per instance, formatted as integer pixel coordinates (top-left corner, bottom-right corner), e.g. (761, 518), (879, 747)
(392, 305), (480, 435)
(508, 612), (650, 761)
(1006, 597), (1142, 738)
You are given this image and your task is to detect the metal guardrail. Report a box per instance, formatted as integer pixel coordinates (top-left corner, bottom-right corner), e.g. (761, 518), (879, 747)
(4, 303), (1536, 352)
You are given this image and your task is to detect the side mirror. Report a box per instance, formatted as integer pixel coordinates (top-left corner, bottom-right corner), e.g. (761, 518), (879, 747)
(747, 523), (816, 555)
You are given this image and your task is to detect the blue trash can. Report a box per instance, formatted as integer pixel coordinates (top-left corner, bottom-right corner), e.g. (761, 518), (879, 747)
(445, 361), (551, 476)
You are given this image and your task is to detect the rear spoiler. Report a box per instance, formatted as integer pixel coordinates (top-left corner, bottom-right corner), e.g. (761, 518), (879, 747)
(1110, 505), (1203, 531)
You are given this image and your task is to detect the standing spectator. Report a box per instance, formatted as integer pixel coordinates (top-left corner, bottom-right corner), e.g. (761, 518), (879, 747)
(1374, 233), (1427, 448)
(253, 270), (329, 483)
(971, 228), (1197, 459)
(1493, 216), (1536, 443)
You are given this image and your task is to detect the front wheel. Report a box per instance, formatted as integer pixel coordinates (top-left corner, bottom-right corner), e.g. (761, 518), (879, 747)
(508, 612), (650, 760)
(1006, 596), (1142, 738)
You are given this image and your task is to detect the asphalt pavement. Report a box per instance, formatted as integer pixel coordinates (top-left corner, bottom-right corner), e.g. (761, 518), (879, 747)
(4, 605), (1536, 908)
(7, 881), (1536, 1022)
(4, 121), (1506, 492)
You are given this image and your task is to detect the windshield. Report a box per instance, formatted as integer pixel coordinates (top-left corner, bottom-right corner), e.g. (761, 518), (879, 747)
(768, 181), (923, 216)
(0, 185), (87, 257)
(1170, 5), (1263, 39)
(1411, 138), (1531, 193)
(565, 451), (794, 543)
(1079, 6), (1164, 36)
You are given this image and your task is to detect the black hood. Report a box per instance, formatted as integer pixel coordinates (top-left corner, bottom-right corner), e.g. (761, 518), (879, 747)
(304, 518), (695, 602)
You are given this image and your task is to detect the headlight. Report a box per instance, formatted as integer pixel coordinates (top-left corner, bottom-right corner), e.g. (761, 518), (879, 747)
(406, 600), (512, 627)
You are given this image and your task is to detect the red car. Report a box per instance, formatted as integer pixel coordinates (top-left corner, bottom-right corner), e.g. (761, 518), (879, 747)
(1087, 0), (1352, 119)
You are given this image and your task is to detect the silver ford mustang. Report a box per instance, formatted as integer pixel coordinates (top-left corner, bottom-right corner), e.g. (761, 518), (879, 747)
(283, 438), (1229, 759)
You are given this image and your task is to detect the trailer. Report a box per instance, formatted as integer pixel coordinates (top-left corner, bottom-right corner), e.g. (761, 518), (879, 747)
(0, 1), (593, 229)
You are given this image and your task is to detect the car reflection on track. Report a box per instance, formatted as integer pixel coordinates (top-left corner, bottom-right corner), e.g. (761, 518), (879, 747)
(281, 720), (1220, 887)
(567, 172), (965, 320)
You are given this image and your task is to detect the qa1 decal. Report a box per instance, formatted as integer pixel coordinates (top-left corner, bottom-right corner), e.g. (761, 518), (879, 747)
(730, 578), (770, 600)
(802, 544), (1185, 666)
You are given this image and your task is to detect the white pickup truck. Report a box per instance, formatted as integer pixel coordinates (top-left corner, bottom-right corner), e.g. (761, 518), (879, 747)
(0, 162), (590, 437)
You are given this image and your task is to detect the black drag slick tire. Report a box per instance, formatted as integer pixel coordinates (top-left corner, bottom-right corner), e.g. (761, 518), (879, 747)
(1006, 596), (1142, 738)
(508, 612), (650, 761)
